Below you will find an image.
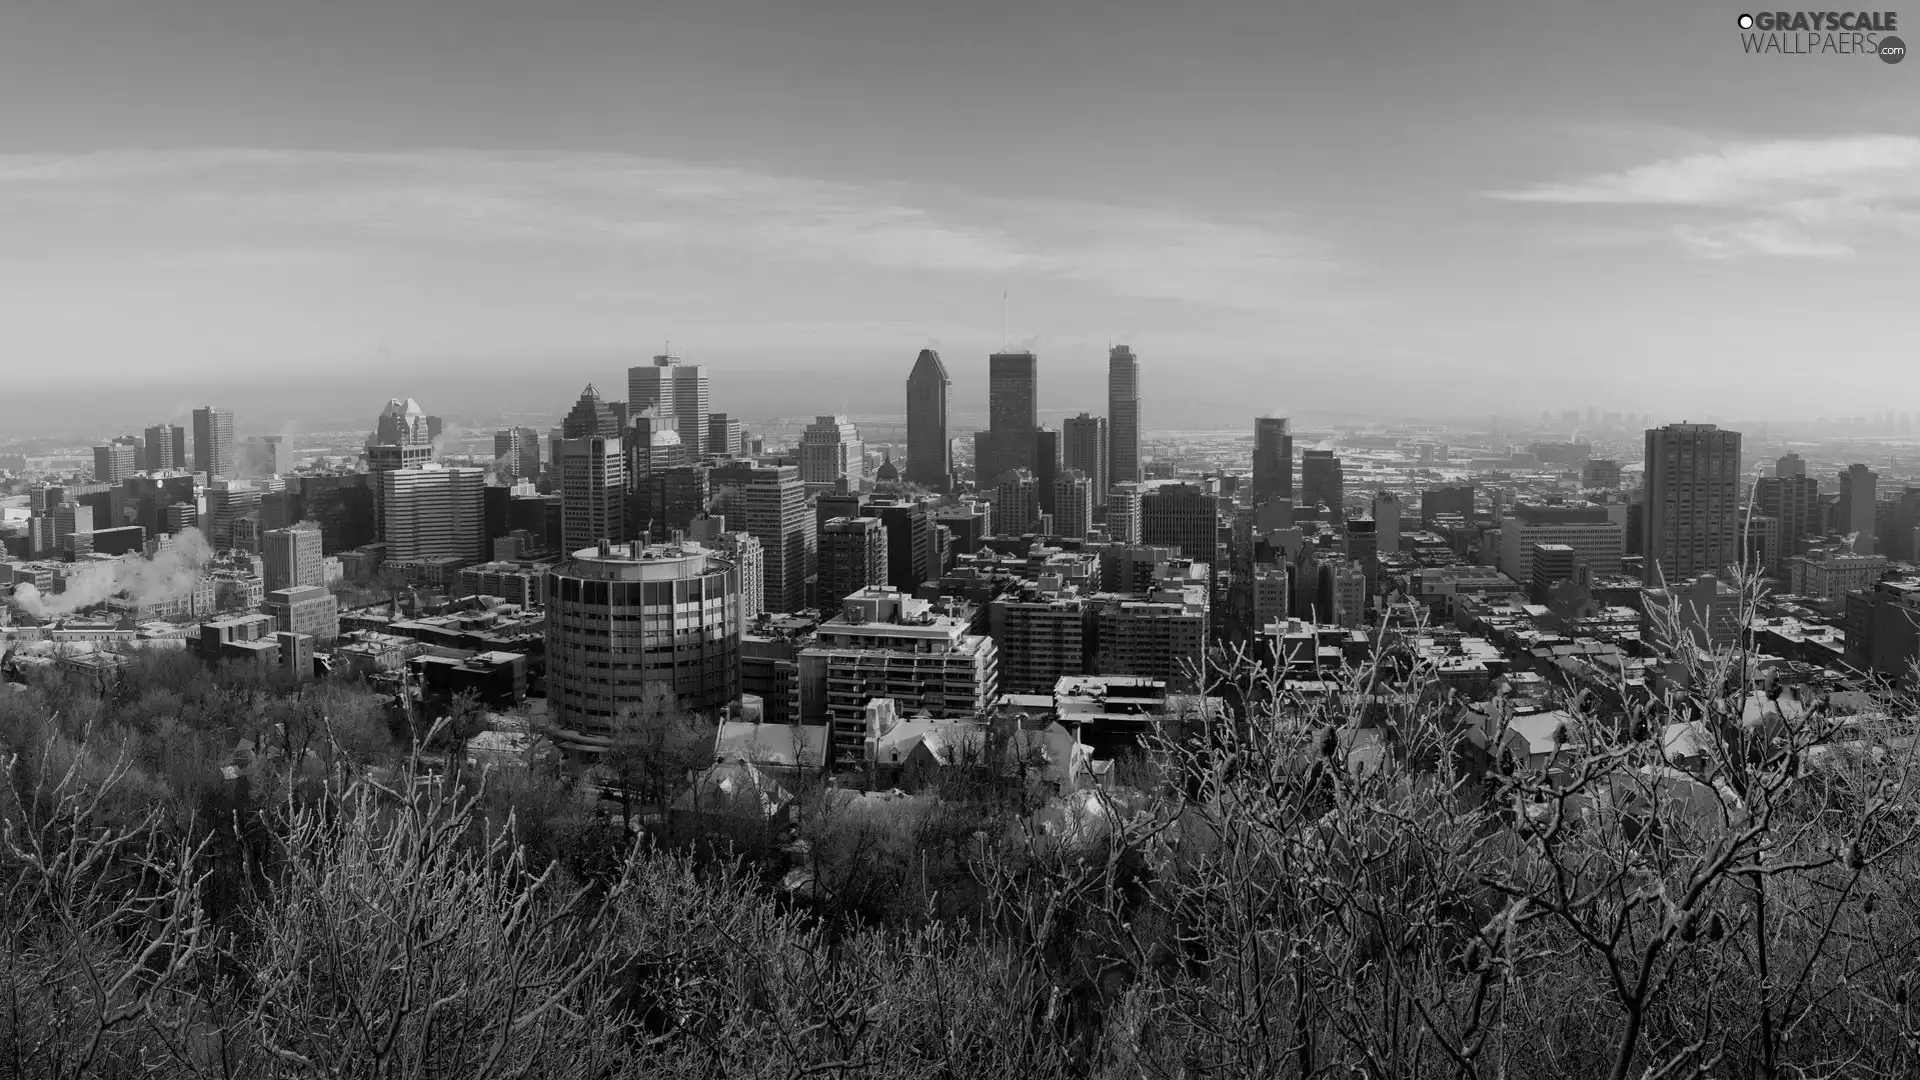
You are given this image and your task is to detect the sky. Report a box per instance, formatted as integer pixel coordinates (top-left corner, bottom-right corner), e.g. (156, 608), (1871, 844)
(1, 0), (1917, 433)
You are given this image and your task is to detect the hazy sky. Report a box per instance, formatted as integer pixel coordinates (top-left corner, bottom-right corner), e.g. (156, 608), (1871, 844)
(2, 0), (1916, 431)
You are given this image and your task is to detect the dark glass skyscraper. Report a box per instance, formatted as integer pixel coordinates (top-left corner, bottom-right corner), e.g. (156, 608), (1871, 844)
(1108, 345), (1141, 486)
(1251, 417), (1293, 504)
(905, 349), (951, 490)
(974, 350), (1040, 485)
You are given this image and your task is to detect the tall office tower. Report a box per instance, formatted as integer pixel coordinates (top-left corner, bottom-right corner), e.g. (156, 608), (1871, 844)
(1776, 453), (1807, 478)
(561, 434), (627, 552)
(1108, 345), (1141, 486)
(1052, 470), (1094, 539)
(1838, 463), (1879, 555)
(710, 463), (812, 614)
(545, 541), (741, 753)
(706, 413), (743, 458)
(380, 465), (487, 562)
(144, 424), (187, 472)
(905, 349), (952, 490)
(1062, 413), (1108, 506)
(800, 415), (866, 491)
(995, 469), (1040, 536)
(625, 409), (684, 479)
(493, 427), (542, 479)
(1033, 427), (1060, 514)
(1141, 482), (1221, 567)
(1373, 492), (1402, 555)
(191, 406), (235, 479)
(261, 522), (324, 593)
(52, 502), (93, 551)
(562, 384), (621, 438)
(366, 398), (437, 538)
(868, 499), (931, 594)
(93, 441), (137, 484)
(974, 350), (1040, 485)
(1251, 417), (1294, 504)
(1300, 450), (1345, 517)
(204, 480), (262, 551)
(1583, 459), (1623, 489)
(820, 516), (890, 608)
(1642, 423), (1742, 586)
(1879, 485), (1920, 562)
(629, 354), (710, 459)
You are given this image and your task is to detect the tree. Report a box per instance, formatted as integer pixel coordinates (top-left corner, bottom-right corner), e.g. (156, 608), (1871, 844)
(600, 684), (718, 826)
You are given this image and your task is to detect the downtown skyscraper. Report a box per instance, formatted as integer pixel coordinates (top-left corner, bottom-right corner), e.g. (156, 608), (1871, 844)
(629, 354), (710, 460)
(560, 385), (626, 551)
(1108, 345), (1141, 487)
(1251, 417), (1294, 504)
(974, 350), (1039, 486)
(192, 405), (235, 480)
(1642, 423), (1742, 586)
(1062, 413), (1108, 506)
(905, 349), (951, 490)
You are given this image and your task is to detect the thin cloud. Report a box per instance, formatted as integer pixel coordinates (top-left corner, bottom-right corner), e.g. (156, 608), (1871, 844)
(0, 148), (1341, 311)
(1487, 134), (1920, 259)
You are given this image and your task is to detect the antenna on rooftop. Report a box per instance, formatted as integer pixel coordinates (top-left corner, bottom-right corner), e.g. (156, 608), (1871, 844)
(1002, 291), (1008, 352)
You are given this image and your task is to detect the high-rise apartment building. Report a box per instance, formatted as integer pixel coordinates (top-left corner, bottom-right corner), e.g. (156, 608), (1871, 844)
(905, 349), (952, 490)
(545, 540), (741, 753)
(1643, 423), (1742, 586)
(262, 522), (325, 593)
(494, 427), (542, 479)
(192, 406), (235, 479)
(1108, 345), (1141, 486)
(1301, 450), (1345, 517)
(995, 469), (1039, 536)
(974, 350), (1040, 485)
(800, 415), (866, 491)
(380, 465), (487, 563)
(688, 517), (765, 623)
(1838, 463), (1879, 555)
(143, 424), (187, 473)
(1108, 482), (1144, 543)
(798, 588), (998, 763)
(710, 463), (813, 614)
(819, 517), (889, 608)
(1053, 471), (1094, 539)
(1251, 417), (1294, 504)
(629, 355), (709, 460)
(1062, 414), (1108, 506)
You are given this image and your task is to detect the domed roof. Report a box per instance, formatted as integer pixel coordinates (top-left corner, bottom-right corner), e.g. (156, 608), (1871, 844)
(650, 429), (682, 448)
(382, 397), (425, 417)
(876, 452), (899, 482)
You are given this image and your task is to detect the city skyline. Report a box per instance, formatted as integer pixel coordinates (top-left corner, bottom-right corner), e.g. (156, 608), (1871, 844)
(2, 0), (1917, 431)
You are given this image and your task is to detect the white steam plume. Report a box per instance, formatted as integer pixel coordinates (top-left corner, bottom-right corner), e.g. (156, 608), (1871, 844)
(12, 527), (214, 619)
